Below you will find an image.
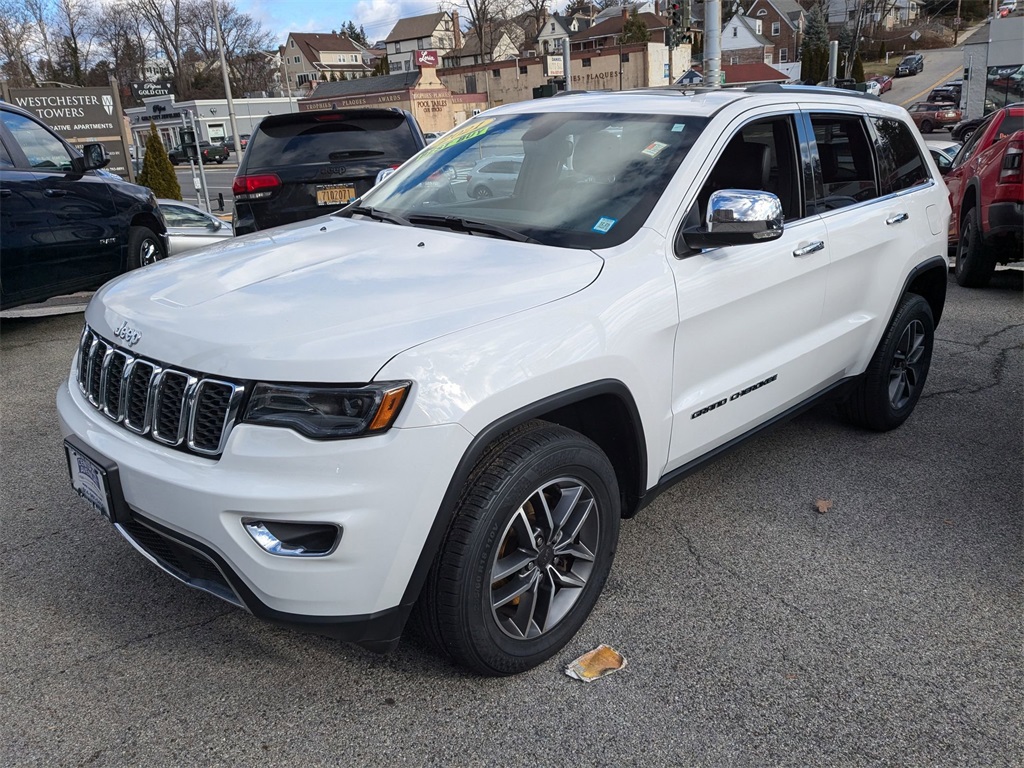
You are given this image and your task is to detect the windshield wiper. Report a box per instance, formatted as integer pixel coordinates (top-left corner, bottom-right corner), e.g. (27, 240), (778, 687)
(343, 205), (410, 226)
(405, 214), (536, 243)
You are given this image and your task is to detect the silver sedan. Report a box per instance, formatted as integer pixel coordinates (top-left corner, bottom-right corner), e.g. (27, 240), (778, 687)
(158, 199), (234, 256)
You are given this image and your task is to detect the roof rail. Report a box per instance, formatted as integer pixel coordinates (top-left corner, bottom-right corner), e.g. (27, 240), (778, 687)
(744, 83), (880, 100)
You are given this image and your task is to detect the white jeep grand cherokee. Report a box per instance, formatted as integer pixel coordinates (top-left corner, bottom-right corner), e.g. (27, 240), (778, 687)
(58, 86), (951, 675)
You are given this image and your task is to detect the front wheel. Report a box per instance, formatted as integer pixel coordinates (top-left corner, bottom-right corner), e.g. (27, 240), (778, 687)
(415, 421), (620, 676)
(955, 205), (996, 287)
(126, 226), (166, 269)
(841, 293), (934, 431)
(472, 185), (493, 199)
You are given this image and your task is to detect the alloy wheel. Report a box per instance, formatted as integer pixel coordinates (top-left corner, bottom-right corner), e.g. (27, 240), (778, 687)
(889, 319), (926, 410)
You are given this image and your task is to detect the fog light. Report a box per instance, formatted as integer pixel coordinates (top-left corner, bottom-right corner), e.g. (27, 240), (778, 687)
(243, 520), (341, 557)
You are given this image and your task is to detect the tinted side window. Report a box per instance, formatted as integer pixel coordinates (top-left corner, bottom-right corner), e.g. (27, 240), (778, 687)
(871, 117), (930, 194)
(162, 204), (211, 227)
(810, 114), (878, 209)
(695, 114), (804, 222)
(0, 111), (73, 171)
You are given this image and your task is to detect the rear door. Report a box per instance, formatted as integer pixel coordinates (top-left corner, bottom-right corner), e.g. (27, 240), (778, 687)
(804, 109), (941, 375)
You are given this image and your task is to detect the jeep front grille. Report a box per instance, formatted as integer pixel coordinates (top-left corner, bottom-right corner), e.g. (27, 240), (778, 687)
(76, 326), (246, 457)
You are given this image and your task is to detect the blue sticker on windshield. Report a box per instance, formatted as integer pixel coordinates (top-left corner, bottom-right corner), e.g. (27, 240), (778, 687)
(592, 217), (617, 234)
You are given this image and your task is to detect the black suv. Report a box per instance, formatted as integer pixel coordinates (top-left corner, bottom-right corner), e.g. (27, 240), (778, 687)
(0, 103), (167, 311)
(231, 108), (426, 235)
(895, 54), (925, 77)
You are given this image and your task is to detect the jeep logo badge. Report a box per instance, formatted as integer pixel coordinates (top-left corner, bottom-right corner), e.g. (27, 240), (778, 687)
(114, 321), (142, 347)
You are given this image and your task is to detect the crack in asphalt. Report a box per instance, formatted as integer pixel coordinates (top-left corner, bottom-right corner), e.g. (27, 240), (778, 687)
(923, 323), (1024, 400)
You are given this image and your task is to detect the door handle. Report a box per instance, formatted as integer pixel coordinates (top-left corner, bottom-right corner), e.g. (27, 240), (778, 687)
(793, 240), (825, 258)
(44, 188), (68, 198)
(886, 212), (909, 225)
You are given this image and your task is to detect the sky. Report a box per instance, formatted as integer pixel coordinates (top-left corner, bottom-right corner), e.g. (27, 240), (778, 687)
(235, 0), (455, 46)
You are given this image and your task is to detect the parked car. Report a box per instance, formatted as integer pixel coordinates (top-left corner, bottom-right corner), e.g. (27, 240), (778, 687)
(221, 134), (250, 151)
(869, 74), (893, 93)
(908, 101), (961, 133)
(423, 132), (443, 144)
(860, 80), (882, 97)
(466, 155), (524, 198)
(0, 102), (167, 311)
(927, 85), (961, 104)
(942, 104), (1024, 286)
(167, 141), (229, 165)
(231, 108), (426, 235)
(895, 54), (925, 77)
(58, 86), (950, 676)
(157, 199), (234, 255)
(925, 140), (961, 172)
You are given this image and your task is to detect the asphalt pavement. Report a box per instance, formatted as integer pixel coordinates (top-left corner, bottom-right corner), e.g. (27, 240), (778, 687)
(1, 270), (1021, 766)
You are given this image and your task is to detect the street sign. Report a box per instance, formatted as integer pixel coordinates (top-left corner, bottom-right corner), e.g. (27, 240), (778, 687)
(910, 30), (922, 41)
(8, 86), (131, 177)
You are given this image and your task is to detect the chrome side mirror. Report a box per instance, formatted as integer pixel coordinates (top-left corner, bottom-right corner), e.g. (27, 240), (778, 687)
(684, 189), (785, 249)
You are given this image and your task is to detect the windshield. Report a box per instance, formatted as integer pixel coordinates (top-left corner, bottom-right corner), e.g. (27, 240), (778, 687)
(349, 110), (708, 249)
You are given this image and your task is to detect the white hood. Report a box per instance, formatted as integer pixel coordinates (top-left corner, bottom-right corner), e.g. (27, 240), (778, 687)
(87, 215), (603, 382)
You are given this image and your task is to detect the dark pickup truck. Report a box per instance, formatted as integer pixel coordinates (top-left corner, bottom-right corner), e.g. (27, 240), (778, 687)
(168, 141), (229, 165)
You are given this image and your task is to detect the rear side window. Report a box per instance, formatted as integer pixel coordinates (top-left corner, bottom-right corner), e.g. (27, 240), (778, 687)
(871, 117), (930, 194)
(247, 114), (421, 168)
(810, 114), (879, 209)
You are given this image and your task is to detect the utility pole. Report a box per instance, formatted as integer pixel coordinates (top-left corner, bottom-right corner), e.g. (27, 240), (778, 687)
(953, 0), (963, 45)
(212, 0), (241, 155)
(704, 0), (722, 88)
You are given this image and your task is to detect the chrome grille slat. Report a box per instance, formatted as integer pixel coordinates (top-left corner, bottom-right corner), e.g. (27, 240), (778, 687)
(75, 325), (243, 459)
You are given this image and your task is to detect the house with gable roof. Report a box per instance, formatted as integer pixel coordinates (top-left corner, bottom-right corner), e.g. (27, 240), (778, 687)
(279, 32), (372, 93)
(720, 13), (776, 66)
(383, 11), (459, 74)
(745, 0), (804, 67)
(537, 13), (592, 54)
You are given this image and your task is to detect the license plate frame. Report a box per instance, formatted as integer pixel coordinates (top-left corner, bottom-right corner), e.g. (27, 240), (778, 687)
(64, 436), (129, 524)
(316, 184), (356, 206)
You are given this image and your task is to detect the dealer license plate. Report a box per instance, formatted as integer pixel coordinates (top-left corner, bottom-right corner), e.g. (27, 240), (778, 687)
(316, 184), (356, 206)
(65, 442), (112, 521)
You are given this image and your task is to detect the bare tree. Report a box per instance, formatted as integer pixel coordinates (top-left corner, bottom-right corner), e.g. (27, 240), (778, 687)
(127, 0), (192, 97)
(0, 0), (38, 86)
(181, 0), (274, 96)
(53, 0), (97, 84)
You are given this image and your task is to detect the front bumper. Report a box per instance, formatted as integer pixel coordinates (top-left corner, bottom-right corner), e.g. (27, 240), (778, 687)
(57, 378), (470, 647)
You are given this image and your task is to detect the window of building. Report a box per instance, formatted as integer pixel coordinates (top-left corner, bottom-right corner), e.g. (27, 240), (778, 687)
(290, 40), (295, 47)
(492, 68), (500, 77)
(772, 21), (781, 34)
(732, 27), (738, 36)
(582, 58), (592, 67)
(757, 8), (767, 14)
(755, 20), (762, 33)
(779, 48), (788, 62)
(520, 65), (528, 74)
(621, 53), (630, 63)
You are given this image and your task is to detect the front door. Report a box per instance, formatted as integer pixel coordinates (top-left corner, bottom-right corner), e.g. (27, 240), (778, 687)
(666, 112), (833, 472)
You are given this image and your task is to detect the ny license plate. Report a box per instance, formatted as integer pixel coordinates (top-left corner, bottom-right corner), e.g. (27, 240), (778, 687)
(316, 184), (356, 206)
(65, 441), (112, 521)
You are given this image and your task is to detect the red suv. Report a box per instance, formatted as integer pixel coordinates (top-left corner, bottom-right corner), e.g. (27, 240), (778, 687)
(942, 105), (1024, 286)
(908, 102), (962, 133)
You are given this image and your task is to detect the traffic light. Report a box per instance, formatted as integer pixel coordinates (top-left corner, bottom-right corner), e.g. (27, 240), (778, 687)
(180, 129), (198, 161)
(669, 1), (683, 30)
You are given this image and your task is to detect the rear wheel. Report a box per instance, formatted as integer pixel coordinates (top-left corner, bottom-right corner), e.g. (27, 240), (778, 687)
(472, 185), (493, 199)
(920, 120), (934, 133)
(415, 421), (620, 676)
(841, 293), (934, 431)
(955, 205), (996, 287)
(126, 226), (165, 269)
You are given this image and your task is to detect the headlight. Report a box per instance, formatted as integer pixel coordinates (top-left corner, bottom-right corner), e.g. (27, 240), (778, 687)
(242, 381), (411, 439)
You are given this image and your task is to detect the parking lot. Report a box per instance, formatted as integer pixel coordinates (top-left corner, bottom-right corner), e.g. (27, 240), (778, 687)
(1, 269), (1020, 766)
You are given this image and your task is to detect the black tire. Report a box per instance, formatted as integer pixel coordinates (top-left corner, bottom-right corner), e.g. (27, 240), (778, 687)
(954, 205), (996, 288)
(169, 157), (178, 166)
(920, 120), (933, 134)
(216, 159), (224, 164)
(841, 293), (934, 432)
(126, 226), (166, 270)
(415, 420), (620, 676)
(472, 185), (493, 199)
